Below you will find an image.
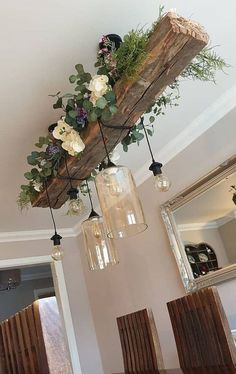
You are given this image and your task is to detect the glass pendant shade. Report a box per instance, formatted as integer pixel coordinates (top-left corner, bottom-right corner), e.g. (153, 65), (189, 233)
(95, 166), (147, 239)
(81, 215), (119, 270)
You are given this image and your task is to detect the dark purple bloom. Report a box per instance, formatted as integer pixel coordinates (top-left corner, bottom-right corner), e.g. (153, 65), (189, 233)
(46, 144), (61, 158)
(76, 107), (88, 126)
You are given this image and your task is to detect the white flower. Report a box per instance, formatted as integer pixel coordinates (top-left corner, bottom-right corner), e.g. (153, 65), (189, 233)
(61, 130), (85, 156)
(89, 92), (100, 106)
(40, 159), (47, 167)
(53, 118), (72, 141)
(88, 75), (109, 105)
(32, 181), (42, 192)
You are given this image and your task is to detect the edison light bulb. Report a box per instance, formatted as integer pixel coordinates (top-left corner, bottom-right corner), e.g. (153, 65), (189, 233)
(154, 173), (171, 192)
(66, 198), (85, 216)
(51, 245), (64, 261)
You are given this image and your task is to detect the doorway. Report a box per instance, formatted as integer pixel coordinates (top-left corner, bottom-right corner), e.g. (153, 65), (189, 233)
(0, 255), (82, 373)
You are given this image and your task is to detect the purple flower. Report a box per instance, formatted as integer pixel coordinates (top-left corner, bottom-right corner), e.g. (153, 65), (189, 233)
(46, 144), (61, 158)
(76, 107), (88, 126)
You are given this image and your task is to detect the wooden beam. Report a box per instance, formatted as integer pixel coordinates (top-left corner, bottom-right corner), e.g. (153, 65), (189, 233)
(32, 12), (209, 208)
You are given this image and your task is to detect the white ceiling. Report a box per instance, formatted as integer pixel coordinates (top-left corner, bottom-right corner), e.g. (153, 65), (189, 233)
(0, 0), (236, 234)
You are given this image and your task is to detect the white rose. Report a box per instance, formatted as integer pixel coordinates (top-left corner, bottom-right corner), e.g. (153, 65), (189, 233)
(53, 118), (72, 141)
(62, 130), (85, 156)
(88, 75), (109, 105)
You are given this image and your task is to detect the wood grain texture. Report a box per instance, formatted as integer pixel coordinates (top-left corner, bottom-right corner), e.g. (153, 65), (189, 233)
(32, 11), (209, 208)
(115, 368), (236, 374)
(0, 297), (72, 374)
(117, 308), (164, 373)
(167, 287), (236, 369)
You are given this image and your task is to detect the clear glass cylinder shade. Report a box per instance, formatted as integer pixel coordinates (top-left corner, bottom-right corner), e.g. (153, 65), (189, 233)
(95, 166), (147, 239)
(81, 216), (119, 270)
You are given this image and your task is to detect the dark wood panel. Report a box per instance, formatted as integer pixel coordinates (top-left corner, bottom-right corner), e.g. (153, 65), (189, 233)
(167, 287), (236, 369)
(117, 308), (164, 373)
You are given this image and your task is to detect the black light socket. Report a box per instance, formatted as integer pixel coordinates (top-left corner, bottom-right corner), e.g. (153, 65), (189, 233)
(51, 233), (62, 246)
(149, 161), (163, 176)
(89, 209), (100, 219)
(67, 187), (79, 200)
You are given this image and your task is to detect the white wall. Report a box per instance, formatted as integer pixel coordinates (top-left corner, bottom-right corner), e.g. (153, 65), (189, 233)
(219, 218), (236, 263)
(79, 111), (236, 374)
(0, 237), (103, 374)
(180, 227), (230, 268)
(0, 276), (54, 322)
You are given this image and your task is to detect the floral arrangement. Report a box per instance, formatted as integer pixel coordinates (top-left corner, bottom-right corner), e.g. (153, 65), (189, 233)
(18, 6), (228, 211)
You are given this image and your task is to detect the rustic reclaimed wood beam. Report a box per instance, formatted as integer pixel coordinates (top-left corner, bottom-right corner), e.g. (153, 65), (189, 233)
(33, 12), (209, 209)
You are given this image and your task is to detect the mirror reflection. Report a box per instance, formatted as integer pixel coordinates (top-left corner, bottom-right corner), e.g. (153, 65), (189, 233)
(174, 171), (236, 279)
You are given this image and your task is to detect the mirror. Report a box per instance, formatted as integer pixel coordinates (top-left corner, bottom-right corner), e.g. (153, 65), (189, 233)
(161, 155), (236, 292)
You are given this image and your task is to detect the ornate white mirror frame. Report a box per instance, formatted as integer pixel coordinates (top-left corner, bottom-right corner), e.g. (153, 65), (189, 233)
(161, 154), (236, 292)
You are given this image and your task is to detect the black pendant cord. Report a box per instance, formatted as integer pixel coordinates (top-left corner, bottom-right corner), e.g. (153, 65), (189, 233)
(98, 120), (115, 167)
(140, 117), (163, 175)
(45, 182), (58, 235)
(141, 117), (155, 163)
(98, 119), (110, 160)
(86, 179), (94, 211)
(86, 179), (99, 218)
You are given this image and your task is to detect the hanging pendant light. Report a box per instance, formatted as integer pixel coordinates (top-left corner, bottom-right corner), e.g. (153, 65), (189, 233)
(66, 187), (86, 216)
(64, 155), (86, 216)
(45, 183), (64, 261)
(95, 121), (147, 239)
(81, 180), (119, 270)
(141, 117), (171, 192)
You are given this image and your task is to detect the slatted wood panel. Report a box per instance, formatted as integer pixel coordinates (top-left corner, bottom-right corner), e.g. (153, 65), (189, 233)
(167, 287), (236, 369)
(0, 302), (49, 374)
(117, 308), (164, 373)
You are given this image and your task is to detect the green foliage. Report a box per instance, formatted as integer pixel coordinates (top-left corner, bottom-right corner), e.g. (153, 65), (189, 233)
(181, 46), (229, 83)
(19, 4), (228, 210)
(115, 28), (149, 80)
(17, 185), (37, 211)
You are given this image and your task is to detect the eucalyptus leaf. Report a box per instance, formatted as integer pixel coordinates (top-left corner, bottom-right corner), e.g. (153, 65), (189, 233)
(149, 116), (155, 123)
(89, 111), (98, 122)
(75, 64), (84, 74)
(69, 110), (77, 119)
(105, 91), (116, 103)
(27, 156), (38, 166)
(96, 96), (107, 109)
(53, 97), (63, 109)
(62, 93), (74, 98)
(69, 75), (77, 83)
(83, 100), (93, 111)
(24, 172), (33, 180)
(109, 105), (117, 114)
